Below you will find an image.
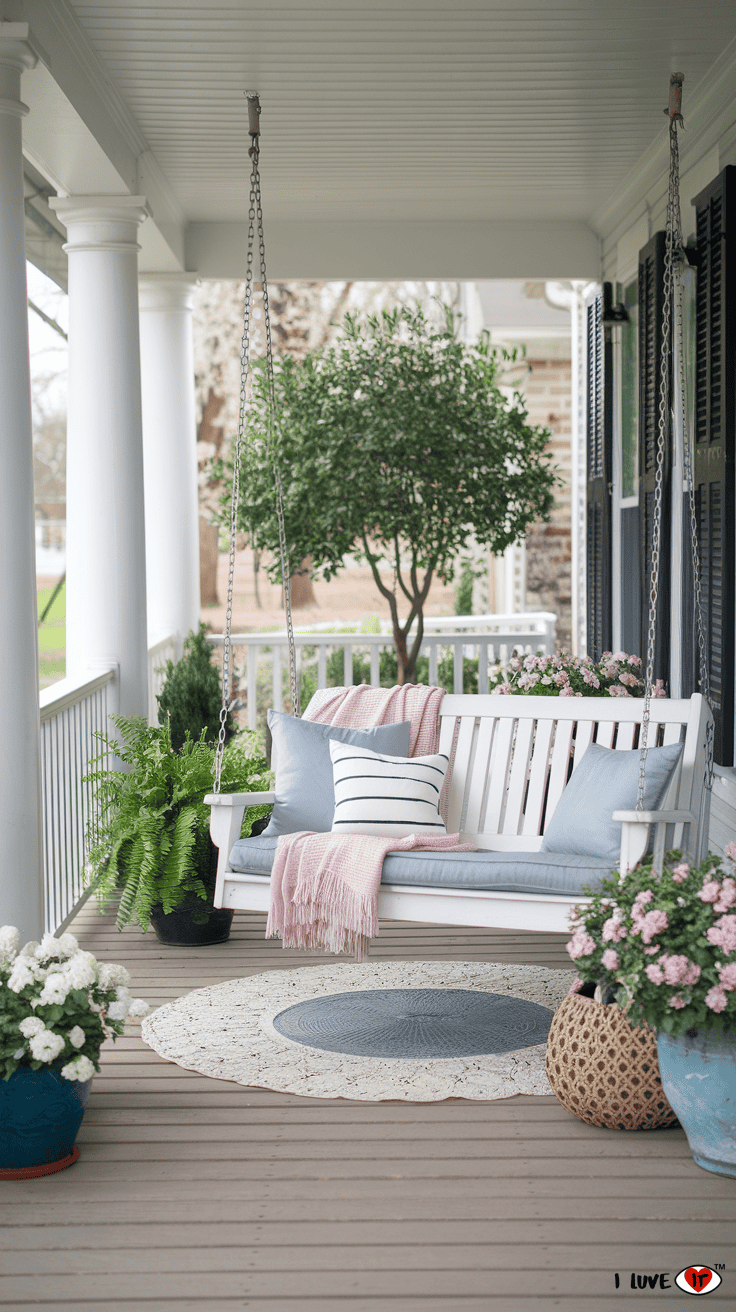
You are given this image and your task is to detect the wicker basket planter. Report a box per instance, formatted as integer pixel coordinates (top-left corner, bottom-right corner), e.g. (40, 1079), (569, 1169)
(545, 987), (677, 1131)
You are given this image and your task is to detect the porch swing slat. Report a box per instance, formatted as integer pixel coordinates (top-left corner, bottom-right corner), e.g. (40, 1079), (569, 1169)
(501, 716), (535, 833)
(521, 717), (553, 835)
(594, 719), (615, 748)
(615, 720), (636, 751)
(570, 719), (594, 767)
(462, 716), (496, 835)
(662, 719), (684, 746)
(542, 718), (575, 822)
(483, 717), (514, 834)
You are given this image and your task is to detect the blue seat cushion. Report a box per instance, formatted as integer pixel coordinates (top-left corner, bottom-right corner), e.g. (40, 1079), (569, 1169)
(228, 835), (615, 898)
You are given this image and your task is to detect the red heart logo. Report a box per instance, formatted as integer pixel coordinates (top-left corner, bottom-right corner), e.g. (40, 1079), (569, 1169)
(684, 1268), (714, 1292)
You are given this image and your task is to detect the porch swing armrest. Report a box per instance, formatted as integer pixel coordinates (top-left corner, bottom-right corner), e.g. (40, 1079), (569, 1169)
(205, 792), (276, 908)
(614, 809), (697, 879)
(613, 808), (695, 826)
(204, 791), (276, 808)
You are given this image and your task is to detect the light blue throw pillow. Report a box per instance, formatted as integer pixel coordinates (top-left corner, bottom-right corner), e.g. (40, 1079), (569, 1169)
(540, 740), (683, 863)
(262, 710), (412, 837)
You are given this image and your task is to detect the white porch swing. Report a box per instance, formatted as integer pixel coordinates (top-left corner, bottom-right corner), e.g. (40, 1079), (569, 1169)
(205, 84), (714, 938)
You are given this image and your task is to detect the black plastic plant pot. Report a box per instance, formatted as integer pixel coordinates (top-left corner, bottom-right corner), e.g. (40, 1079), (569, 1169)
(149, 899), (234, 946)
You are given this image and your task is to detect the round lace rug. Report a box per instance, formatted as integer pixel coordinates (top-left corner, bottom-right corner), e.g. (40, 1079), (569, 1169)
(141, 961), (576, 1102)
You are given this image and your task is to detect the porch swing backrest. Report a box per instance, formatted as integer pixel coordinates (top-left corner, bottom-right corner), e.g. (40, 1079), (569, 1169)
(438, 693), (709, 856)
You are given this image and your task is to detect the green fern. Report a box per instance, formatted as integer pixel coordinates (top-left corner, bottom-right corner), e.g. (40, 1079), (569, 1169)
(84, 715), (271, 932)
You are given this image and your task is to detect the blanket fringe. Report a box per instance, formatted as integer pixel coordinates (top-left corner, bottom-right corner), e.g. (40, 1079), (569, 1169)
(271, 863), (378, 961)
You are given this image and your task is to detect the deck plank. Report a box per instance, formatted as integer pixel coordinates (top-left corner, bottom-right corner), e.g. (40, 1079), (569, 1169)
(1, 905), (734, 1308)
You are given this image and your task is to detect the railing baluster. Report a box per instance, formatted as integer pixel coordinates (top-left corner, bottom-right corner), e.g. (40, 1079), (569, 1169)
(272, 645), (281, 713)
(343, 645), (352, 686)
(370, 642), (380, 686)
(478, 640), (488, 694)
(318, 643), (327, 690)
(247, 646), (258, 731)
(454, 641), (463, 695)
(428, 641), (438, 686)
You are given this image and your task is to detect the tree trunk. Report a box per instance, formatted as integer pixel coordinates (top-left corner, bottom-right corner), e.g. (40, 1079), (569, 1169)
(391, 618), (423, 684)
(199, 518), (219, 607)
(252, 547), (262, 609)
(290, 557), (316, 609)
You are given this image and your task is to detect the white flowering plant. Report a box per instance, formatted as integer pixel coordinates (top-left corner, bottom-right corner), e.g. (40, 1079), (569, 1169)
(566, 843), (736, 1036)
(0, 925), (149, 1082)
(488, 648), (666, 699)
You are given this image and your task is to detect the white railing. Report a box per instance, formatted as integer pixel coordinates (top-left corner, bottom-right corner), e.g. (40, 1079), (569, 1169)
(423, 611), (557, 641)
(207, 614), (556, 732)
(39, 668), (116, 934)
(38, 634), (181, 933)
(147, 633), (180, 725)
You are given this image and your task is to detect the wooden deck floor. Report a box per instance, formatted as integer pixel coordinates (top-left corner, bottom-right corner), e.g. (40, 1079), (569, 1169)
(2, 905), (735, 1310)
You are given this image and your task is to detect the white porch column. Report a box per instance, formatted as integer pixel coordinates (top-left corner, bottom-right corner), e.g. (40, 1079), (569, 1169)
(138, 275), (201, 648)
(0, 25), (43, 940)
(50, 196), (150, 719)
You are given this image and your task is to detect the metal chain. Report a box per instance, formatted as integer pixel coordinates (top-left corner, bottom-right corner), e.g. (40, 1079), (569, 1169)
(636, 116), (678, 809)
(253, 155), (300, 719)
(213, 129), (258, 793)
(636, 99), (712, 808)
(213, 95), (299, 794)
(674, 239), (711, 710)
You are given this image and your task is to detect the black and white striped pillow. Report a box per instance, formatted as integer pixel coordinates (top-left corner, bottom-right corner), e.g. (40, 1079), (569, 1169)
(329, 741), (448, 837)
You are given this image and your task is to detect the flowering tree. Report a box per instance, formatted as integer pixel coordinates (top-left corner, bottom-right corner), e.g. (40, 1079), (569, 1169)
(566, 844), (736, 1035)
(230, 303), (558, 683)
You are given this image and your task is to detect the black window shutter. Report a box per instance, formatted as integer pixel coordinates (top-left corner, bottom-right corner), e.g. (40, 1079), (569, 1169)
(585, 291), (613, 659)
(693, 165), (736, 766)
(638, 231), (671, 684)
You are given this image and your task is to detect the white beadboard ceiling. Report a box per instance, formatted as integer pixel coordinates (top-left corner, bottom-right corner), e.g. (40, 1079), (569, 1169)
(11, 0), (736, 277)
(67, 0), (736, 224)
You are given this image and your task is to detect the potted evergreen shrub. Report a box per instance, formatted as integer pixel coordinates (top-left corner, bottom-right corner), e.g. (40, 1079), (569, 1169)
(85, 716), (271, 945)
(156, 623), (235, 750)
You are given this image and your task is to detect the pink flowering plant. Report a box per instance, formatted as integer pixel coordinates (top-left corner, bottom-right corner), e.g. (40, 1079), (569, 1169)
(0, 925), (149, 1082)
(488, 648), (666, 699)
(566, 843), (736, 1036)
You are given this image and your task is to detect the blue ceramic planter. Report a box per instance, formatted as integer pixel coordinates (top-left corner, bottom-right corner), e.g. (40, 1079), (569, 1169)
(657, 1029), (736, 1177)
(0, 1067), (92, 1175)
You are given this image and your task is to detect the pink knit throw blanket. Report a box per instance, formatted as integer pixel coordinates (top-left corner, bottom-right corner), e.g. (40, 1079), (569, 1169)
(266, 829), (470, 960)
(302, 682), (445, 758)
(266, 684), (469, 959)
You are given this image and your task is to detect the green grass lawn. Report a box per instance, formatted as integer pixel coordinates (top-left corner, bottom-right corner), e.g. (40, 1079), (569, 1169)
(37, 579), (66, 688)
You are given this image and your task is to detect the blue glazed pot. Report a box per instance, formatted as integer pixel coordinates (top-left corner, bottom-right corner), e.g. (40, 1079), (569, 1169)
(657, 1029), (736, 1177)
(0, 1067), (92, 1172)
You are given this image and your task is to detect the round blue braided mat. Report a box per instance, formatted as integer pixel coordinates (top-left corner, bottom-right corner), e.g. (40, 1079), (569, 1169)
(272, 988), (553, 1058)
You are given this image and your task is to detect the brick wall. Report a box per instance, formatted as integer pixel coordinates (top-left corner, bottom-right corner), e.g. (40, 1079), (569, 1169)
(522, 356), (572, 649)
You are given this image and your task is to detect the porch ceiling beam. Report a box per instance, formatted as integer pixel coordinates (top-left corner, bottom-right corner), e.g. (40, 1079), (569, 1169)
(6, 0), (185, 270)
(186, 219), (601, 282)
